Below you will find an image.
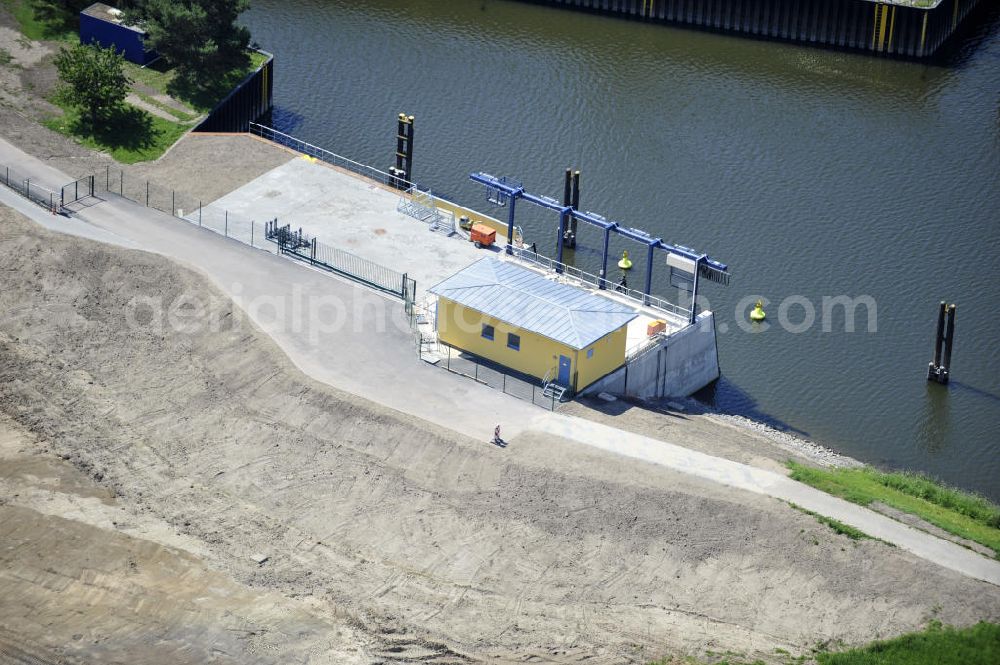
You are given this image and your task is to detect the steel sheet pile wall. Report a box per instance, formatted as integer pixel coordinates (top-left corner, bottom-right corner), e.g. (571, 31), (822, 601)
(520, 0), (981, 57)
(196, 53), (274, 133)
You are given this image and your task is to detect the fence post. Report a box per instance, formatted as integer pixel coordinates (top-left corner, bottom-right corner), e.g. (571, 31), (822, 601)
(198, 201), (202, 226)
(146, 181), (149, 207)
(120, 171), (123, 196)
(89, 175), (94, 197)
(5, 166), (8, 187)
(75, 179), (78, 201)
(172, 190), (175, 217)
(105, 165), (109, 191)
(24, 178), (29, 198)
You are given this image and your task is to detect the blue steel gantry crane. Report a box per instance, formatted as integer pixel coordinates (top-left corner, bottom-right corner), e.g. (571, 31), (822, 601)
(470, 171), (730, 325)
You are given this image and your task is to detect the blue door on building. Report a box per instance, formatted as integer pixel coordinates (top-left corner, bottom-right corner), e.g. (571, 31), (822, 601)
(558, 355), (571, 386)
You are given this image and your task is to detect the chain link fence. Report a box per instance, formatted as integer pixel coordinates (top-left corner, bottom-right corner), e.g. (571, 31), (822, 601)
(437, 344), (559, 410)
(1, 163), (62, 211)
(95, 166), (276, 253)
(91, 167), (422, 309)
(60, 175), (95, 207)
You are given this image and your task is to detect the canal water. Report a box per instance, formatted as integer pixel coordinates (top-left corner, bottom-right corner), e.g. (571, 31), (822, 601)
(241, 0), (1000, 501)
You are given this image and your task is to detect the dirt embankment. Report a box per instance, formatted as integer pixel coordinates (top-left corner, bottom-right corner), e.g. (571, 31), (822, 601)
(1, 204), (998, 664)
(0, 416), (371, 665)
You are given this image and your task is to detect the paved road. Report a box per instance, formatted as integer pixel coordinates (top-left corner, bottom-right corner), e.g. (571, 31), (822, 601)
(1, 137), (998, 587)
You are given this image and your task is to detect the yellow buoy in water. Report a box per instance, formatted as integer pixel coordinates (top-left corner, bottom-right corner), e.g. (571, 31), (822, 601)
(618, 250), (633, 270)
(750, 300), (766, 322)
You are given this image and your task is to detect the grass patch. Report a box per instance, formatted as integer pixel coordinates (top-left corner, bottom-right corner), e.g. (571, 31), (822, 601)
(788, 503), (873, 541)
(124, 49), (268, 113)
(3, 0), (77, 42)
(44, 101), (188, 163)
(648, 657), (768, 665)
(133, 91), (197, 123)
(816, 621), (1000, 665)
(787, 462), (1000, 558)
(648, 623), (999, 665)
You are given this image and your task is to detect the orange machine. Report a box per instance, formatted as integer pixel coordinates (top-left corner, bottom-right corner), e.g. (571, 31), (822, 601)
(470, 223), (496, 249)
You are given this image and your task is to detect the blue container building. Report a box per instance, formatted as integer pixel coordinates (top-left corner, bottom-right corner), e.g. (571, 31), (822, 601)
(79, 3), (157, 65)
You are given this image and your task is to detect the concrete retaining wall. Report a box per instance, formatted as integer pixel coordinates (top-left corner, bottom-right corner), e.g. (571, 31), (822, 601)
(582, 311), (719, 399)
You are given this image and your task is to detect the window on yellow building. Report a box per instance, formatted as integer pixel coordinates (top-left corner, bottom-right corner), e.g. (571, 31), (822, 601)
(587, 348), (594, 359)
(507, 333), (520, 351)
(482, 324), (494, 340)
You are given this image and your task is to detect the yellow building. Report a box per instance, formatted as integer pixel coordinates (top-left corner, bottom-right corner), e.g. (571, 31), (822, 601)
(430, 258), (638, 393)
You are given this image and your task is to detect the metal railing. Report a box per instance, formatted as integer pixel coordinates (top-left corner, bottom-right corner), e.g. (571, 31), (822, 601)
(249, 123), (418, 191)
(626, 333), (667, 362)
(264, 221), (416, 301)
(508, 245), (691, 322)
(0, 164), (61, 211)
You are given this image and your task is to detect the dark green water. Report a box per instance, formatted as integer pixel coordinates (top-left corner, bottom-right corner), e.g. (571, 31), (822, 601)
(241, 0), (1000, 501)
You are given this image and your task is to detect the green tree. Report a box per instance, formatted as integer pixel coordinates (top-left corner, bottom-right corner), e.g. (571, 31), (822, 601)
(23, 0), (97, 39)
(123, 0), (250, 76)
(54, 42), (133, 128)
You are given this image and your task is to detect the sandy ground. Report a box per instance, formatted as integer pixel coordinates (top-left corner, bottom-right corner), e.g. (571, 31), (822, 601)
(1, 203), (998, 664)
(0, 416), (371, 665)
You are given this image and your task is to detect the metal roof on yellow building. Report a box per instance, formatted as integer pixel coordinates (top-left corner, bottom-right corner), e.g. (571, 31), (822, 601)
(429, 258), (638, 350)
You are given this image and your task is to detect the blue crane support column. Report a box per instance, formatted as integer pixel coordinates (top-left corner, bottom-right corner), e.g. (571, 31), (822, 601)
(689, 255), (706, 325)
(644, 241), (656, 305)
(600, 224), (612, 289)
(556, 206), (572, 270)
(505, 197), (517, 254)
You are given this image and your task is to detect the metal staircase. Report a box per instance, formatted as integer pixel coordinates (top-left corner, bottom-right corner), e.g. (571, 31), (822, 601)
(398, 187), (454, 236)
(540, 368), (568, 402)
(542, 383), (568, 401)
(429, 209), (455, 236)
(397, 187), (439, 222)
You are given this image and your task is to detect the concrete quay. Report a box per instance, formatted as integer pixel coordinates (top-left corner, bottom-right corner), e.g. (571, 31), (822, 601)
(206, 152), (698, 365)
